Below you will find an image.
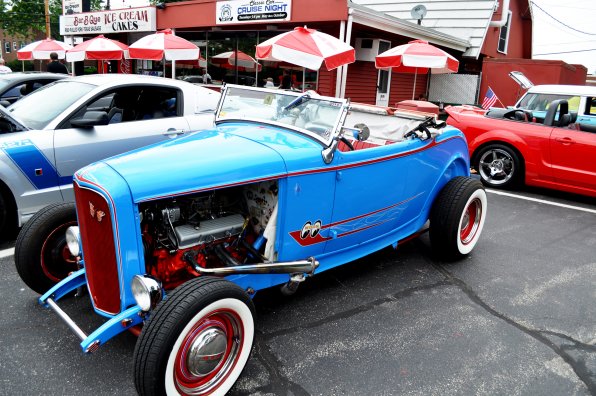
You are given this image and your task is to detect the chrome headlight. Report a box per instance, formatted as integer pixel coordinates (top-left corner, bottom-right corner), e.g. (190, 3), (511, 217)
(131, 275), (163, 312)
(65, 226), (81, 257)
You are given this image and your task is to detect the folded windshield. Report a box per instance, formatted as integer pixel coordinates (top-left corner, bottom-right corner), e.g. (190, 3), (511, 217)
(216, 86), (348, 145)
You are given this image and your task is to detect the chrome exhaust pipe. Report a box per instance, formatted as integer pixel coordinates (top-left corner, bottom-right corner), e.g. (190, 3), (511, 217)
(184, 250), (319, 275)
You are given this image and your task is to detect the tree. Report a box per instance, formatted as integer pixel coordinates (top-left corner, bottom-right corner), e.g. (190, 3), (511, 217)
(0, 0), (102, 40)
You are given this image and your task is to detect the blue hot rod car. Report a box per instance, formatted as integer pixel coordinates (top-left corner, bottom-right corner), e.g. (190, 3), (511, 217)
(30, 85), (487, 395)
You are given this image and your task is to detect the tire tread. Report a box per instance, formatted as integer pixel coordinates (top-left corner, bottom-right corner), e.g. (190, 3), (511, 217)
(430, 177), (484, 260)
(14, 202), (77, 293)
(133, 276), (254, 396)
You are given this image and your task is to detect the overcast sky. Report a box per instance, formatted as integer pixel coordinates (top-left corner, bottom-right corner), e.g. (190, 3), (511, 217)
(532, 0), (596, 74)
(106, 0), (596, 75)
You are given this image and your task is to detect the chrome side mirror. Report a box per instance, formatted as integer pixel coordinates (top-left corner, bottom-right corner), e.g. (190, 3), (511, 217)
(341, 123), (370, 141)
(322, 138), (339, 164)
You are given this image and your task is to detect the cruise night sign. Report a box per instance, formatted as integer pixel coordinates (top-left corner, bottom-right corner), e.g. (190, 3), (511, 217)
(216, 0), (292, 25)
(60, 6), (156, 35)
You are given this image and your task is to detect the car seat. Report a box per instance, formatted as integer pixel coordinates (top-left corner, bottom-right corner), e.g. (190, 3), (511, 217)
(559, 111), (577, 127)
(107, 93), (125, 124)
(543, 99), (568, 127)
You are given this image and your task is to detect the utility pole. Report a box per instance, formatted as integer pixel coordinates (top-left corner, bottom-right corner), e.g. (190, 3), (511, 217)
(44, 0), (51, 39)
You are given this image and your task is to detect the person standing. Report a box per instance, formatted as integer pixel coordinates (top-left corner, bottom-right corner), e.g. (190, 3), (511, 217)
(202, 69), (212, 84)
(47, 52), (68, 74)
(0, 58), (12, 74)
(264, 77), (275, 88)
(280, 70), (292, 89)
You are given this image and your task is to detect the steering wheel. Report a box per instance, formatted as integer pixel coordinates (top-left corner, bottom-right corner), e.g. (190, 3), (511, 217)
(339, 136), (354, 151)
(504, 109), (528, 122)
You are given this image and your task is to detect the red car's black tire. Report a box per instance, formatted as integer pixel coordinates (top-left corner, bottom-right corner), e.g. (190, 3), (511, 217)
(475, 143), (523, 188)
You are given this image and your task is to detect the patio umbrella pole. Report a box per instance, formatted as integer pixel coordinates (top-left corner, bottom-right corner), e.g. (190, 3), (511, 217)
(234, 35), (239, 85)
(171, 29), (176, 79)
(255, 31), (259, 86)
(412, 67), (418, 100)
(303, 67), (306, 92)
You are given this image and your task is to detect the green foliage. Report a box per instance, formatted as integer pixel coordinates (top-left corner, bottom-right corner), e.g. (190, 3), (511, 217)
(0, 0), (103, 40)
(6, 59), (34, 71)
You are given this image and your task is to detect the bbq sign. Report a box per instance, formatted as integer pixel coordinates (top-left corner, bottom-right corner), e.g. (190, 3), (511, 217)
(60, 6), (156, 35)
(216, 0), (292, 25)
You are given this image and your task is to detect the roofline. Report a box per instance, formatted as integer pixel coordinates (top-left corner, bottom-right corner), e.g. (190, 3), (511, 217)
(349, 3), (469, 52)
(527, 85), (596, 94)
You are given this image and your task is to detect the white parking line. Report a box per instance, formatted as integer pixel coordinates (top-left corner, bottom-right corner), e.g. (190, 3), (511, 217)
(486, 189), (596, 214)
(0, 247), (15, 259)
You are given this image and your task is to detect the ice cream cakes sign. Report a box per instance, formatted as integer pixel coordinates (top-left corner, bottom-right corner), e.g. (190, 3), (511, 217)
(60, 6), (156, 35)
(216, 0), (292, 24)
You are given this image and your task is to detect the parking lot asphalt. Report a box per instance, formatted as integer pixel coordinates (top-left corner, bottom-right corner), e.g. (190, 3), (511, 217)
(0, 187), (594, 395)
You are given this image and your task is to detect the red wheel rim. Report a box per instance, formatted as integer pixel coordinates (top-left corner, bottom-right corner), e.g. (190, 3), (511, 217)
(174, 309), (244, 395)
(460, 198), (482, 245)
(40, 221), (78, 282)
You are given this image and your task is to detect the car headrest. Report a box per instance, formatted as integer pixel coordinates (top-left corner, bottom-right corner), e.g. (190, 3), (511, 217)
(544, 99), (568, 126)
(558, 114), (571, 127)
(112, 93), (125, 108)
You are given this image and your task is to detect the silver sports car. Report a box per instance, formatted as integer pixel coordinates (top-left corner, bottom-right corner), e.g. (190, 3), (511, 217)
(0, 74), (219, 238)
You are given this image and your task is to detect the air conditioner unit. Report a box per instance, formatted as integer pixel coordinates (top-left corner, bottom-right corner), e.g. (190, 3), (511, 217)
(355, 38), (391, 62)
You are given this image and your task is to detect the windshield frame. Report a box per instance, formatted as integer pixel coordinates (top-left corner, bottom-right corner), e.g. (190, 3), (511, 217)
(7, 80), (96, 130)
(215, 84), (349, 147)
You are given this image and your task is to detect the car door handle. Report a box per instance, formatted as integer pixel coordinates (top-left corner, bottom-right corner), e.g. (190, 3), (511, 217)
(164, 128), (186, 138)
(554, 137), (574, 145)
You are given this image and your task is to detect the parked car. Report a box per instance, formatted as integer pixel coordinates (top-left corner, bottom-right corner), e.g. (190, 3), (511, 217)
(0, 72), (67, 106)
(179, 75), (204, 84)
(512, 84), (596, 126)
(2, 75), (219, 286)
(446, 99), (596, 196)
(223, 74), (256, 86)
(25, 85), (487, 395)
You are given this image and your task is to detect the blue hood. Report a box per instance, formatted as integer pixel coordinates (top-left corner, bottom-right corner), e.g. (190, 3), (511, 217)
(102, 123), (324, 202)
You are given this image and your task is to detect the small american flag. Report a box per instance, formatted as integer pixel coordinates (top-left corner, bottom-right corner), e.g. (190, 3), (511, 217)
(481, 87), (499, 110)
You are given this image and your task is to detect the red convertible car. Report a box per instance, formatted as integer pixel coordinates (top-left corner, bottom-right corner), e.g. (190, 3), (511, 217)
(446, 100), (596, 197)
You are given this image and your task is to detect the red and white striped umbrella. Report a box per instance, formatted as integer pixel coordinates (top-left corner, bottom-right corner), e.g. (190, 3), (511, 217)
(66, 35), (129, 62)
(255, 26), (355, 71)
(17, 39), (72, 61)
(128, 29), (199, 61)
(168, 57), (208, 69)
(211, 51), (262, 72)
(375, 40), (459, 74)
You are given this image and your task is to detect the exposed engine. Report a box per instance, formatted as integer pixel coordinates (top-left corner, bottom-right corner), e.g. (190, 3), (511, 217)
(139, 182), (278, 290)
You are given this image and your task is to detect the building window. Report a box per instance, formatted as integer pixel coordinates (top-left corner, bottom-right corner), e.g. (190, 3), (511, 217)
(13, 41), (17, 50)
(497, 11), (512, 54)
(20, 42), (25, 49)
(4, 42), (11, 53)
